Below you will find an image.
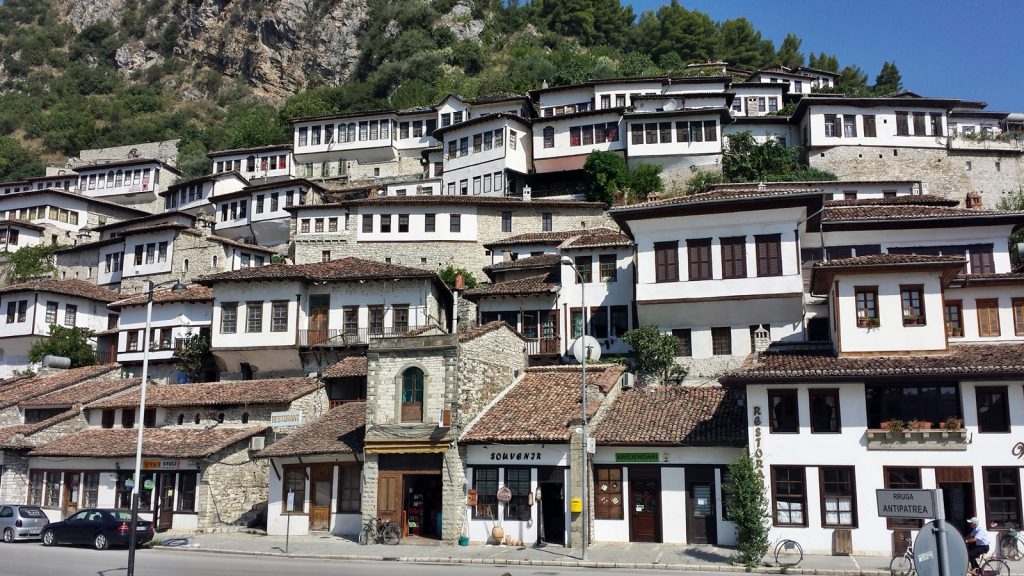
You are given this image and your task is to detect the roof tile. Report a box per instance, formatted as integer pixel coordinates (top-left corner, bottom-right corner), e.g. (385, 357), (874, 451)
(257, 402), (364, 458)
(463, 274), (559, 298)
(198, 257), (437, 284)
(593, 386), (746, 446)
(322, 356), (367, 378)
(29, 426), (267, 458)
(0, 365), (121, 409)
(108, 285), (212, 309)
(0, 279), (120, 303)
(20, 377), (141, 407)
(87, 377), (320, 409)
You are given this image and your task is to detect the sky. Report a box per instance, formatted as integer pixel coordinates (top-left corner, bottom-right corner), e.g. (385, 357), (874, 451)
(628, 0), (1024, 112)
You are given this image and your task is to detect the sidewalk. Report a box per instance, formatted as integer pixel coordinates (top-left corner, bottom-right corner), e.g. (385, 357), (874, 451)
(155, 531), (903, 574)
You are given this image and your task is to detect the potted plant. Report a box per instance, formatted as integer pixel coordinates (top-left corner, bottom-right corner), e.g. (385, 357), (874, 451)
(880, 418), (906, 432)
(940, 417), (962, 430)
(908, 419), (933, 430)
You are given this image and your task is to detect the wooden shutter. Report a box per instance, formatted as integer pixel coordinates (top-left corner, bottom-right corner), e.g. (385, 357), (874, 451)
(687, 239), (711, 280)
(721, 237), (745, 279)
(756, 234), (782, 276)
(970, 250), (994, 274)
(977, 299), (1001, 337)
(654, 241), (678, 283)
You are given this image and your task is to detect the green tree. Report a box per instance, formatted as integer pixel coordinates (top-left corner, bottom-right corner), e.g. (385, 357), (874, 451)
(807, 52), (839, 72)
(29, 325), (98, 367)
(776, 33), (804, 68)
(583, 150), (628, 204)
(873, 60), (903, 95)
(726, 453), (771, 569)
(0, 137), (44, 181)
(617, 52), (660, 78)
(719, 18), (769, 69)
(644, 1), (719, 65)
(627, 163), (663, 201)
(1, 244), (56, 283)
(684, 170), (726, 195)
(174, 330), (214, 383)
(622, 325), (679, 380)
(998, 187), (1024, 268)
(723, 132), (837, 183)
(437, 265), (479, 290)
(835, 65), (869, 95)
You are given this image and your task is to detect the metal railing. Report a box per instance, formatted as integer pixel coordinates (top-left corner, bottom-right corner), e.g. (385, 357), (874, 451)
(524, 337), (561, 356)
(298, 326), (422, 347)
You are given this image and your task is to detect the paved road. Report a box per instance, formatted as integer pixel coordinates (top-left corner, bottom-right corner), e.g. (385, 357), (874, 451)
(0, 542), (681, 576)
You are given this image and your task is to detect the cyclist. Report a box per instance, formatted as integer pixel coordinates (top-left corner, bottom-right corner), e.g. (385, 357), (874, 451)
(966, 517), (992, 573)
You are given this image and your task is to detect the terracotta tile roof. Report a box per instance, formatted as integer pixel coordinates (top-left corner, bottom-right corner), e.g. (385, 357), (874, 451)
(256, 402), (365, 458)
(462, 274), (559, 299)
(20, 377), (141, 408)
(29, 426), (268, 458)
(0, 365), (121, 409)
(205, 236), (279, 254)
(0, 219), (45, 231)
(952, 272), (1024, 286)
(297, 196), (606, 210)
(208, 143), (292, 157)
(462, 365), (625, 443)
(484, 227), (623, 248)
(815, 254), (968, 268)
(825, 205), (1024, 223)
(457, 320), (526, 343)
(484, 254), (561, 273)
(198, 257), (437, 284)
(322, 356), (367, 378)
(824, 194), (958, 208)
(721, 342), (1024, 383)
(0, 279), (120, 303)
(87, 377), (320, 409)
(0, 408), (82, 449)
(592, 386), (746, 446)
(559, 230), (633, 250)
(108, 285), (212, 309)
(611, 188), (823, 212)
(91, 211), (195, 231)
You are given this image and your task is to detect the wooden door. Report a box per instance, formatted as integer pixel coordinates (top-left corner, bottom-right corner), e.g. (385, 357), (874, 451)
(629, 469), (661, 542)
(156, 473), (175, 531)
(308, 295), (330, 345)
(310, 465), (333, 531)
(686, 483), (716, 544)
(377, 472), (402, 527)
(62, 473), (80, 518)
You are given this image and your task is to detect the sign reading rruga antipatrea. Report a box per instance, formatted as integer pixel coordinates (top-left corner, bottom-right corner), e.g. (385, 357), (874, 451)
(876, 489), (937, 519)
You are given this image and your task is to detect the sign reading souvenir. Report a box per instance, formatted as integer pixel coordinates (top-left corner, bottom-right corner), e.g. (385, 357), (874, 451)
(876, 489), (937, 519)
(271, 410), (303, 427)
(143, 459), (182, 471)
(614, 452), (659, 463)
(496, 485), (513, 503)
(467, 445), (567, 466)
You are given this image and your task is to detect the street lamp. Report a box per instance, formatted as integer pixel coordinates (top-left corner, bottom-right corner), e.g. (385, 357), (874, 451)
(127, 279), (187, 576)
(560, 256), (590, 561)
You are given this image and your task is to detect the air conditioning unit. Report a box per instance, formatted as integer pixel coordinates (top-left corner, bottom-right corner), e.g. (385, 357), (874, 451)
(249, 436), (265, 451)
(622, 372), (635, 390)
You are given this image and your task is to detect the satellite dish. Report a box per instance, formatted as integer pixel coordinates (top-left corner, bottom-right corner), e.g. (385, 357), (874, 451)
(571, 336), (602, 364)
(663, 99), (679, 111)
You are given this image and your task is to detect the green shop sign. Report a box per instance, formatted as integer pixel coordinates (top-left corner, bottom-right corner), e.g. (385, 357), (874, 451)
(615, 452), (659, 463)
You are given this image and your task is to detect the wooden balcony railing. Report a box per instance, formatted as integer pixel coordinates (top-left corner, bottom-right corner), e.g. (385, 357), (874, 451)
(298, 326), (422, 347)
(525, 337), (561, 356)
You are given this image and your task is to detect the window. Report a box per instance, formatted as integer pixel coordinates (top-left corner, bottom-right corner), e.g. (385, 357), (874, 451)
(267, 301), (289, 333)
(945, 300), (964, 337)
(884, 467), (923, 528)
(610, 305), (629, 338)
(570, 126), (581, 146)
(673, 328), (692, 356)
(772, 466), (806, 526)
(704, 120), (717, 141)
(984, 468), (1022, 528)
(720, 236), (746, 279)
(977, 299), (1001, 337)
(570, 308), (583, 339)
(82, 472), (99, 509)
(504, 468), (532, 521)
(16, 300), (25, 323)
(398, 214), (409, 233)
(246, 302), (263, 333)
(157, 241), (168, 264)
(127, 331), (139, 352)
(62, 304), (77, 326)
(630, 124), (643, 145)
(687, 238), (712, 281)
(271, 193), (279, 212)
(913, 112), (927, 135)
(298, 127), (308, 147)
(976, 386), (1010, 433)
(755, 234), (782, 277)
(5, 301), (13, 324)
(483, 175), (491, 194)
(820, 467), (857, 527)
(473, 134), (482, 153)
(809, 389), (840, 433)
(122, 407), (136, 429)
(865, 382), (960, 428)
(855, 287), (879, 327)
(101, 409), (115, 429)
(842, 116), (857, 138)
(320, 250), (331, 263)
(654, 241), (679, 283)
(824, 115), (839, 137)
(768, 389), (798, 433)
(863, 115), (877, 137)
(380, 215), (391, 233)
(362, 214), (373, 233)
(45, 301), (57, 324)
(221, 302), (238, 334)
(590, 306), (609, 339)
(392, 304), (409, 334)
(896, 112), (910, 136)
(494, 172), (503, 191)
(542, 212), (552, 232)
(282, 467), (306, 513)
(900, 285), (926, 326)
(424, 213), (435, 233)
(711, 326), (732, 356)
(567, 257), (591, 284)
(543, 127), (554, 148)
(43, 472), (61, 508)
(401, 367), (424, 423)
(473, 467), (498, 519)
(337, 465), (360, 513)
(28, 472), (44, 506)
(328, 217), (338, 232)
(343, 306), (358, 335)
(970, 249), (995, 274)
(599, 255), (617, 282)
(177, 474), (197, 513)
(450, 214), (461, 233)
(501, 211), (512, 233)
(369, 305), (385, 335)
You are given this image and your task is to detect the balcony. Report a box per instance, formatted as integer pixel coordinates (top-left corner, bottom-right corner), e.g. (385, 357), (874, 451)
(298, 327), (424, 347)
(525, 337), (561, 356)
(866, 428), (970, 451)
(947, 134), (1024, 152)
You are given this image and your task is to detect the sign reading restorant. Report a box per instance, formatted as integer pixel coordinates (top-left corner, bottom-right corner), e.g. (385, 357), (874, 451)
(876, 489), (937, 519)
(270, 410), (303, 427)
(615, 452), (659, 463)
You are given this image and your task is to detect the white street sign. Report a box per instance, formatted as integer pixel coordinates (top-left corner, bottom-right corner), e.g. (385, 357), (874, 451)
(876, 489), (937, 519)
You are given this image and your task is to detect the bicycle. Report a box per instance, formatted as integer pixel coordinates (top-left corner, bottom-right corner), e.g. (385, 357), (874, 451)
(773, 537), (804, 567)
(358, 516), (401, 545)
(998, 522), (1024, 561)
(974, 551), (1011, 576)
(890, 536), (915, 576)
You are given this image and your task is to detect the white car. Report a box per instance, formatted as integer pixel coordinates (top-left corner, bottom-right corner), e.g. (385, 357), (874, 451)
(0, 505), (49, 542)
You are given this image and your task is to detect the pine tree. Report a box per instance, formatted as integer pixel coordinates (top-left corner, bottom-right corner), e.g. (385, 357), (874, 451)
(874, 61), (903, 95)
(776, 33), (804, 68)
(807, 52), (839, 72)
(720, 18), (767, 69)
(837, 65), (869, 95)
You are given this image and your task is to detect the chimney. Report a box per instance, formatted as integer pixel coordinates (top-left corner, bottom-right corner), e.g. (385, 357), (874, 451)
(752, 325), (771, 363)
(521, 185), (532, 202)
(966, 192), (982, 208)
(646, 191), (660, 202)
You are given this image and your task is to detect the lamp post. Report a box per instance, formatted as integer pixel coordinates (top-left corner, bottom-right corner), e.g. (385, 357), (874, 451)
(561, 256), (589, 561)
(126, 279), (187, 576)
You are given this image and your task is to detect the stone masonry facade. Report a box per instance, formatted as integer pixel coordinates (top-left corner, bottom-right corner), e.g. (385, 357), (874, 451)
(197, 439), (270, 530)
(456, 327), (527, 424)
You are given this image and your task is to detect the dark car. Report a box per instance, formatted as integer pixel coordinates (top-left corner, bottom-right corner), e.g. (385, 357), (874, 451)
(41, 509), (154, 550)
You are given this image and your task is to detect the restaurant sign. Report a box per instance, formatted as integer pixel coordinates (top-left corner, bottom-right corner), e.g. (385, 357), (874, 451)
(143, 459), (182, 471)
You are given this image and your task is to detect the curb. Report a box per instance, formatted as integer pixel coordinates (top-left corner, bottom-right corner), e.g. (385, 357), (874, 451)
(154, 545), (891, 575)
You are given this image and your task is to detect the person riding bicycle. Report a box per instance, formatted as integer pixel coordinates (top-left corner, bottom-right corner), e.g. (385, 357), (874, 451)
(966, 517), (992, 573)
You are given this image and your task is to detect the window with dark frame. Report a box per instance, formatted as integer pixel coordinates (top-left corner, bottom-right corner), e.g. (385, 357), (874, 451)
(984, 467), (1022, 528)
(504, 468), (532, 521)
(122, 407), (136, 429)
(755, 234), (782, 277)
(711, 326), (732, 356)
(599, 254), (617, 282)
(865, 382), (961, 428)
(654, 241), (679, 283)
(720, 236), (746, 279)
(768, 389), (798, 433)
(575, 256), (593, 283)
(282, 466), (306, 513)
(221, 302), (238, 334)
(970, 250), (995, 274)
(885, 467), (923, 528)
(687, 238), (712, 281)
(977, 298), (1001, 337)
(900, 285), (926, 326)
(337, 465), (360, 513)
(945, 300), (964, 337)
(820, 466), (857, 527)
(595, 466), (624, 519)
(473, 467), (498, 519)
(1013, 298), (1024, 336)
(673, 328), (692, 356)
(271, 301), (288, 332)
(246, 302), (263, 333)
(976, 386), (1010, 433)
(178, 473), (198, 513)
(101, 409), (115, 429)
(855, 287), (879, 327)
(863, 115), (877, 137)
(809, 389), (840, 433)
(772, 466), (807, 526)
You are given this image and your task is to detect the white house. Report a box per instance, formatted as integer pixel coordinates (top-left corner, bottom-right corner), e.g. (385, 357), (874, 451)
(75, 158), (180, 213)
(162, 172), (248, 215)
(213, 178), (323, 247)
(0, 220), (44, 252)
(208, 144), (293, 181)
(435, 113), (533, 197)
(0, 188), (149, 247)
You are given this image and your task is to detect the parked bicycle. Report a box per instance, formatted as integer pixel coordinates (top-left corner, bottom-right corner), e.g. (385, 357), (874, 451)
(974, 551), (1011, 576)
(998, 522), (1024, 561)
(773, 537), (804, 566)
(358, 516), (401, 545)
(890, 537), (915, 576)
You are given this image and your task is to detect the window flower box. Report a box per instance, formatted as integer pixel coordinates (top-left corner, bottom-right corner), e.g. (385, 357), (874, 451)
(866, 428), (970, 450)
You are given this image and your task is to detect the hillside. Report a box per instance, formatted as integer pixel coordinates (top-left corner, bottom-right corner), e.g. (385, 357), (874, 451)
(0, 0), (900, 181)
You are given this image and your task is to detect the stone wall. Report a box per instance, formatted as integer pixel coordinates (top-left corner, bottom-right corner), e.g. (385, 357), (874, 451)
(72, 140), (180, 168)
(0, 451), (29, 503)
(54, 247), (100, 284)
(197, 437), (269, 530)
(440, 444), (468, 542)
(120, 228), (224, 294)
(674, 354), (749, 382)
(809, 145), (1024, 208)
(154, 388), (328, 431)
(367, 340), (456, 426)
(457, 328), (527, 424)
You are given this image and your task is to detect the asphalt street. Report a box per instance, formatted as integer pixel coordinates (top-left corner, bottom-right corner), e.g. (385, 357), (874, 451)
(0, 542), (685, 576)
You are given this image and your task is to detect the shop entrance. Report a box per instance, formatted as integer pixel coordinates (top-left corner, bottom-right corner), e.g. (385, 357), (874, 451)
(310, 465), (333, 532)
(156, 473), (175, 531)
(538, 466), (565, 546)
(686, 466), (717, 545)
(936, 467), (975, 536)
(403, 474), (442, 538)
(629, 467), (661, 543)
(377, 453), (445, 539)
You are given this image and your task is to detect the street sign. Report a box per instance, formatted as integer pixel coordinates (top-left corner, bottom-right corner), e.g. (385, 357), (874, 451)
(271, 410), (303, 427)
(876, 489), (937, 518)
(914, 520), (968, 576)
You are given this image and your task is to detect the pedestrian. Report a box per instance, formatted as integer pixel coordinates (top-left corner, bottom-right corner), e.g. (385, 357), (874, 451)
(966, 517), (992, 574)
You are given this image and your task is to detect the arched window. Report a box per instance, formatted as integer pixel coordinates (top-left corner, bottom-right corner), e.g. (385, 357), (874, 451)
(400, 367), (424, 423)
(194, 413), (201, 424)
(241, 412), (249, 424)
(246, 156), (256, 172)
(177, 414), (185, 425)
